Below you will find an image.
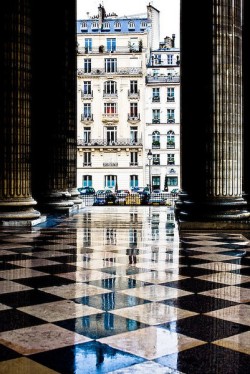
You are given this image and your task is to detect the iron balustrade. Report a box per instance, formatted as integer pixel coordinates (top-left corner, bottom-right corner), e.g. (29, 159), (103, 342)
(77, 46), (145, 54)
(146, 76), (180, 84)
(81, 114), (93, 122)
(128, 114), (140, 121)
(128, 90), (140, 99)
(77, 138), (143, 146)
(81, 91), (93, 99)
(78, 67), (142, 77)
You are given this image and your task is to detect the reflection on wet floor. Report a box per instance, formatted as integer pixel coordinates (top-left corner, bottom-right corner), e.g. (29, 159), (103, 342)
(0, 206), (249, 374)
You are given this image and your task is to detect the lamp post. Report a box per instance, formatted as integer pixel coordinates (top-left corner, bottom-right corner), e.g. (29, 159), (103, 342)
(147, 149), (152, 193)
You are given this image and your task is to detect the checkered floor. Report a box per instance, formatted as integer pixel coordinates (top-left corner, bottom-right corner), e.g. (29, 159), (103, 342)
(0, 206), (249, 374)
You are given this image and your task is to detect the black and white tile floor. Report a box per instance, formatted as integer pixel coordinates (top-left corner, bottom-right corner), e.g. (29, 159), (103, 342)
(0, 206), (249, 373)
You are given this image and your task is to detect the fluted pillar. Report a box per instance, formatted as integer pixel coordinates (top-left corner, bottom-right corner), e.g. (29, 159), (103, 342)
(177, 0), (250, 229)
(0, 0), (42, 225)
(31, 0), (80, 212)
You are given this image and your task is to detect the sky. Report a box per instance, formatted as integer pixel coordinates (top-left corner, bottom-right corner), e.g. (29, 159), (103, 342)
(77, 0), (180, 47)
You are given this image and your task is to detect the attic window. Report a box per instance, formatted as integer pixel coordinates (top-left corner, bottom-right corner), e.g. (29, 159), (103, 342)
(128, 21), (135, 30)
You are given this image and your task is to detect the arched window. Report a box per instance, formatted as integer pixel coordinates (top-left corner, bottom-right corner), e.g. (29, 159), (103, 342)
(152, 131), (160, 148)
(114, 22), (121, 30)
(167, 130), (175, 148)
(128, 21), (135, 30)
(104, 81), (117, 95)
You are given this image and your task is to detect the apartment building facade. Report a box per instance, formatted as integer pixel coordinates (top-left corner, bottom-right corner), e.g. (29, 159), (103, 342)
(76, 4), (180, 192)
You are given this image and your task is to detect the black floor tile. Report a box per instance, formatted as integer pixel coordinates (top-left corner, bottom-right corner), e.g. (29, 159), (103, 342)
(0, 344), (21, 362)
(163, 278), (227, 293)
(0, 289), (63, 308)
(16, 275), (76, 288)
(0, 309), (44, 332)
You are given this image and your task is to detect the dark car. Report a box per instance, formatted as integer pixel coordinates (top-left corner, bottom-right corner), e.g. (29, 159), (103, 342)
(93, 190), (116, 205)
(78, 187), (95, 195)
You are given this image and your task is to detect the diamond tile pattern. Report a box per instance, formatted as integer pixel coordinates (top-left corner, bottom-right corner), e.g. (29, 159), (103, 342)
(0, 206), (249, 374)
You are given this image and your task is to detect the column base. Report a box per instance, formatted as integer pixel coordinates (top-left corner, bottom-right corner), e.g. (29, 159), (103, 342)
(37, 190), (75, 213)
(1, 215), (47, 227)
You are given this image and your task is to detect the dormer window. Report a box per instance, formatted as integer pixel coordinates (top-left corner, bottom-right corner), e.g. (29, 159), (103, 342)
(140, 21), (147, 30)
(80, 22), (88, 31)
(114, 22), (121, 30)
(103, 22), (110, 30)
(91, 21), (98, 30)
(128, 21), (135, 30)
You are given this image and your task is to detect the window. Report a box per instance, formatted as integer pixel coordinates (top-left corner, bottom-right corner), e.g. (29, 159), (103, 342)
(105, 58), (117, 73)
(130, 127), (138, 143)
(104, 103), (117, 114)
(152, 109), (160, 123)
(106, 126), (117, 144)
(130, 152), (138, 166)
(167, 54), (174, 64)
(82, 175), (92, 187)
(104, 81), (117, 95)
(153, 69), (159, 77)
(91, 21), (98, 29)
(107, 38), (116, 52)
(83, 103), (91, 118)
(83, 81), (91, 94)
(167, 154), (175, 165)
(128, 21), (135, 30)
(103, 22), (110, 30)
(140, 21), (147, 29)
(152, 88), (160, 102)
(130, 175), (138, 188)
(167, 87), (175, 102)
(129, 37), (138, 51)
(84, 38), (92, 52)
(130, 80), (138, 94)
(114, 22), (121, 30)
(80, 22), (87, 30)
(153, 54), (161, 64)
(84, 59), (91, 73)
(168, 176), (178, 186)
(167, 109), (175, 123)
(84, 127), (91, 144)
(83, 152), (91, 166)
(130, 103), (138, 117)
(152, 176), (160, 189)
(167, 130), (175, 148)
(153, 154), (160, 165)
(152, 131), (160, 148)
(105, 175), (116, 188)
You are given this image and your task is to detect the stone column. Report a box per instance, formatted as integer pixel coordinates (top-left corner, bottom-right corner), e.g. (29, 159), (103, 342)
(0, 0), (42, 225)
(31, 0), (80, 212)
(177, 0), (250, 229)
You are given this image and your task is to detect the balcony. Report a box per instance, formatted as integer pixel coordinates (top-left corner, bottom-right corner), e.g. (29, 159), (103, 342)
(77, 67), (142, 77)
(128, 114), (140, 123)
(167, 118), (175, 124)
(152, 142), (160, 149)
(81, 114), (93, 123)
(81, 91), (93, 99)
(167, 96), (175, 102)
(102, 113), (119, 122)
(128, 90), (140, 99)
(103, 91), (118, 99)
(152, 118), (160, 124)
(167, 142), (175, 149)
(146, 75), (180, 84)
(77, 46), (145, 55)
(77, 138), (143, 147)
(103, 162), (118, 167)
(152, 96), (160, 102)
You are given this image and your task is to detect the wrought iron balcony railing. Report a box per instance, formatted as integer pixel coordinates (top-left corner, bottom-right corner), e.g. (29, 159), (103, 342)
(146, 75), (180, 84)
(81, 114), (93, 122)
(77, 138), (143, 147)
(81, 90), (93, 99)
(78, 67), (142, 77)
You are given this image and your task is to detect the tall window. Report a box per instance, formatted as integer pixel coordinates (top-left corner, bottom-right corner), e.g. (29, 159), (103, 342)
(107, 38), (116, 52)
(152, 109), (160, 123)
(152, 131), (160, 148)
(130, 80), (138, 93)
(130, 175), (138, 188)
(152, 176), (160, 190)
(130, 127), (138, 143)
(105, 58), (117, 73)
(130, 103), (138, 117)
(168, 176), (178, 186)
(152, 88), (160, 101)
(167, 87), (175, 98)
(153, 154), (160, 165)
(83, 103), (91, 118)
(83, 127), (91, 144)
(129, 37), (138, 51)
(82, 175), (92, 187)
(84, 59), (91, 73)
(130, 152), (138, 166)
(83, 152), (91, 166)
(167, 154), (175, 165)
(106, 126), (117, 144)
(83, 81), (91, 94)
(105, 175), (116, 188)
(104, 81), (117, 95)
(84, 38), (92, 52)
(167, 109), (175, 123)
(167, 130), (175, 148)
(104, 103), (117, 114)
(167, 54), (174, 64)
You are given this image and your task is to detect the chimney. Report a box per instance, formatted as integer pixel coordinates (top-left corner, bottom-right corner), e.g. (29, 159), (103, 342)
(172, 34), (175, 48)
(98, 4), (106, 29)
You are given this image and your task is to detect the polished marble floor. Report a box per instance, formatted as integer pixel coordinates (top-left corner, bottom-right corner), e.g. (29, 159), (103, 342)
(0, 206), (249, 373)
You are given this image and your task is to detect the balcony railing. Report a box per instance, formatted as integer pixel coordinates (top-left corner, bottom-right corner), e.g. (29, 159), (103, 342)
(83, 163), (92, 166)
(152, 118), (160, 124)
(152, 143), (160, 149)
(128, 90), (140, 99)
(103, 162), (118, 167)
(77, 46), (145, 54)
(129, 162), (139, 166)
(103, 91), (118, 98)
(167, 142), (175, 149)
(146, 75), (180, 84)
(128, 114), (140, 122)
(81, 114), (93, 122)
(102, 113), (119, 122)
(78, 67), (142, 77)
(77, 138), (143, 147)
(152, 96), (160, 102)
(81, 91), (93, 99)
(167, 96), (175, 102)
(167, 118), (175, 124)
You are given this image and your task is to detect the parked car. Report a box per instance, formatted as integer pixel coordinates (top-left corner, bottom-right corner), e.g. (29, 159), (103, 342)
(131, 187), (150, 204)
(115, 190), (130, 205)
(78, 187), (95, 195)
(148, 192), (171, 206)
(93, 190), (116, 205)
(170, 188), (179, 195)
